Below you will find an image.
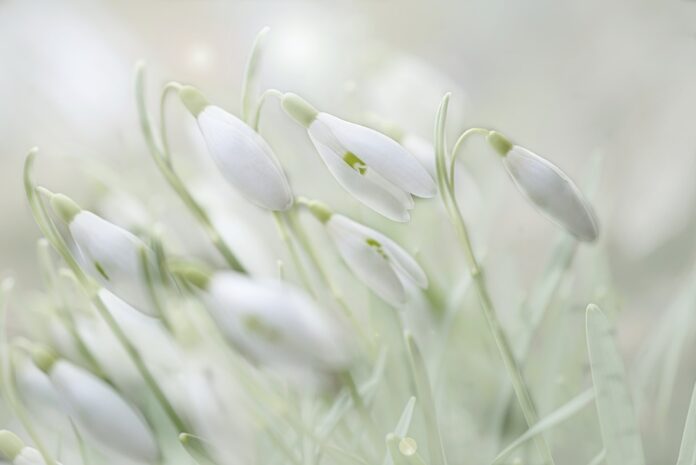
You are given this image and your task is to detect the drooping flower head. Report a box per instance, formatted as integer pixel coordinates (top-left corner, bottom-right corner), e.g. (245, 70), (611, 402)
(31, 347), (159, 463)
(50, 193), (157, 315)
(281, 93), (436, 222)
(306, 201), (428, 305)
(173, 266), (351, 377)
(179, 85), (293, 211)
(487, 132), (599, 242)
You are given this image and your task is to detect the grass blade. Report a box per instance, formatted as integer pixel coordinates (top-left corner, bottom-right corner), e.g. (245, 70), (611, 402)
(676, 382), (696, 465)
(586, 304), (645, 465)
(492, 388), (595, 463)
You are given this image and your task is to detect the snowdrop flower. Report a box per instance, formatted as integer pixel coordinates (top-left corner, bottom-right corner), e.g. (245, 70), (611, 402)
(487, 132), (599, 242)
(173, 267), (350, 375)
(0, 430), (63, 465)
(31, 347), (159, 463)
(281, 93), (436, 222)
(179, 85), (293, 211)
(306, 201), (428, 305)
(50, 193), (157, 315)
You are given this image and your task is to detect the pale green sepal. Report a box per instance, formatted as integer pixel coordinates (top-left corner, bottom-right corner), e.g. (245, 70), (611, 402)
(281, 93), (318, 128)
(307, 200), (333, 224)
(179, 85), (210, 117)
(50, 193), (81, 224)
(0, 430), (24, 460)
(487, 131), (513, 156)
(169, 261), (213, 290)
(30, 344), (58, 373)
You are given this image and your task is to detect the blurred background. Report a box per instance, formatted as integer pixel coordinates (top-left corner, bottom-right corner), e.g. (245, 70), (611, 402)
(1, 0), (695, 463)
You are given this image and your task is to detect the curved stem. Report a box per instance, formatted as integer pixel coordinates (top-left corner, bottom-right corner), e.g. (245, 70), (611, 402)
(433, 96), (555, 465)
(447, 127), (490, 188)
(159, 82), (183, 166)
(252, 88), (283, 132)
(135, 64), (246, 272)
(241, 27), (270, 123)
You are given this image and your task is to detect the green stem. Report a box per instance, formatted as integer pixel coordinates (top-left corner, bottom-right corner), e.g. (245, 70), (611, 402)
(0, 280), (59, 465)
(433, 95), (554, 465)
(285, 208), (373, 347)
(241, 27), (270, 122)
(272, 212), (316, 295)
(447, 127), (490, 188)
(135, 64), (246, 273)
(251, 88), (283, 131)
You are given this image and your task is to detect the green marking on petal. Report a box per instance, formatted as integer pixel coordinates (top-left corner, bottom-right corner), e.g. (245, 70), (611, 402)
(94, 261), (110, 281)
(343, 152), (368, 175)
(366, 238), (388, 259)
(243, 315), (282, 342)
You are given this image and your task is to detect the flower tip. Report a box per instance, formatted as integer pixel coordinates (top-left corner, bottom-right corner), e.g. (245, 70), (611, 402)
(487, 131), (512, 156)
(179, 85), (209, 117)
(50, 193), (82, 224)
(0, 430), (24, 461)
(169, 261), (212, 290)
(30, 344), (58, 373)
(281, 93), (318, 128)
(307, 200), (333, 223)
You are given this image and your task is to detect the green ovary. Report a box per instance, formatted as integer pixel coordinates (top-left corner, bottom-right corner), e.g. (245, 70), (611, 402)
(343, 152), (368, 175)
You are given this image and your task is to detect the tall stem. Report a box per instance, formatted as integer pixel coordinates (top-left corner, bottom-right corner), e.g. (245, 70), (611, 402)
(135, 65), (246, 273)
(433, 95), (554, 465)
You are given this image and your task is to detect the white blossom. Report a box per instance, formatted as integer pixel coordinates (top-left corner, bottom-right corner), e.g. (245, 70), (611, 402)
(51, 194), (157, 315)
(180, 270), (350, 374)
(39, 358), (159, 463)
(0, 431), (63, 465)
(309, 203), (427, 305)
(282, 93), (435, 222)
(180, 85), (293, 211)
(488, 132), (599, 242)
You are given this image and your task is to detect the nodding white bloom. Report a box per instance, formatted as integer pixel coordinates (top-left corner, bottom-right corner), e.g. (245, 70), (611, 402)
(32, 349), (159, 463)
(307, 201), (428, 305)
(50, 194), (157, 316)
(0, 430), (63, 465)
(487, 132), (599, 242)
(174, 268), (350, 375)
(281, 93), (436, 222)
(179, 85), (293, 211)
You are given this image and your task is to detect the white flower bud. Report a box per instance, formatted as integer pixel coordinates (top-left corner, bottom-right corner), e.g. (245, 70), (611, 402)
(311, 207), (427, 305)
(176, 269), (350, 374)
(180, 86), (293, 211)
(488, 132), (599, 242)
(35, 356), (159, 463)
(0, 430), (63, 465)
(282, 93), (435, 222)
(50, 194), (157, 315)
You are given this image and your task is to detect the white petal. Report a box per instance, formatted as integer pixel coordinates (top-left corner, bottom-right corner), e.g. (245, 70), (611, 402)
(204, 273), (349, 370)
(318, 113), (436, 198)
(326, 215), (406, 304)
(401, 134), (436, 178)
(50, 361), (159, 462)
(329, 214), (427, 288)
(504, 146), (599, 241)
(69, 211), (155, 315)
(14, 447), (62, 465)
(198, 106), (293, 211)
(308, 118), (412, 222)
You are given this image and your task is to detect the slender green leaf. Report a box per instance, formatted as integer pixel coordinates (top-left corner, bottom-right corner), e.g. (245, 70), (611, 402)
(676, 382), (696, 465)
(586, 304), (645, 465)
(394, 397), (417, 438)
(492, 388), (595, 463)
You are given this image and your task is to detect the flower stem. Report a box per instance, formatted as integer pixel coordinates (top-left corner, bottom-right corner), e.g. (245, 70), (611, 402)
(272, 212), (316, 295)
(433, 95), (555, 465)
(135, 64), (246, 273)
(241, 27), (271, 122)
